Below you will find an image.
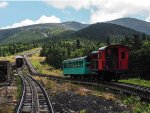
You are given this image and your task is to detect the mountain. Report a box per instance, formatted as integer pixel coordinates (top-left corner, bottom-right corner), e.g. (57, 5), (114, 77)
(108, 17), (150, 35)
(60, 21), (89, 31)
(0, 20), (145, 43)
(71, 23), (141, 41)
(0, 21), (88, 43)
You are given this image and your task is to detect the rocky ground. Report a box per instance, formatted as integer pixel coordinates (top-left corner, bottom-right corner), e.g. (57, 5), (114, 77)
(0, 72), (20, 113)
(51, 91), (129, 113)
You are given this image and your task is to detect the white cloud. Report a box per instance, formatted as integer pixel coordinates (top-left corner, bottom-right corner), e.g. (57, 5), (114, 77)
(90, 0), (150, 23)
(0, 2), (8, 8)
(145, 15), (150, 22)
(1, 15), (61, 29)
(44, 0), (91, 10)
(43, 0), (150, 23)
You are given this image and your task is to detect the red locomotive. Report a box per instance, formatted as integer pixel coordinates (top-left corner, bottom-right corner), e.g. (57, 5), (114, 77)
(90, 45), (129, 81)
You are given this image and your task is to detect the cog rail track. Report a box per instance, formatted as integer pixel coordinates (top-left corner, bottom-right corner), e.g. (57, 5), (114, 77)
(16, 71), (54, 113)
(24, 54), (150, 101)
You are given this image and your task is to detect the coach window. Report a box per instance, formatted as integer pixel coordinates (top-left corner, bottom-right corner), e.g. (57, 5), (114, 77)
(79, 61), (81, 68)
(75, 62), (77, 68)
(63, 63), (65, 68)
(69, 62), (71, 68)
(71, 62), (73, 68)
(66, 63), (68, 68)
(73, 62), (75, 68)
(81, 61), (83, 67)
(76, 61), (78, 68)
(121, 52), (126, 59)
(72, 62), (74, 68)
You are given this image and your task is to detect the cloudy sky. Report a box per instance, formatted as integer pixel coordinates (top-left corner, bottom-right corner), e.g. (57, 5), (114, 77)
(0, 0), (150, 29)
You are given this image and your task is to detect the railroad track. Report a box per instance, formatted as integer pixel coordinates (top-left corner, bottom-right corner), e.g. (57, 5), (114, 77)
(24, 53), (150, 101)
(16, 71), (54, 113)
(24, 56), (38, 74)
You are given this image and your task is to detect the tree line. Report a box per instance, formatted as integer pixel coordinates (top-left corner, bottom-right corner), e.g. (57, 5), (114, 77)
(0, 42), (39, 57)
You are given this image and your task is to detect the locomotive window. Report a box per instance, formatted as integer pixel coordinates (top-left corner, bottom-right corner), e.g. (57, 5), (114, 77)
(86, 56), (90, 62)
(121, 52), (126, 59)
(95, 54), (98, 59)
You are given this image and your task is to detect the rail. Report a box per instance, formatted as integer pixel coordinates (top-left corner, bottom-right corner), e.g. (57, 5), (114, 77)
(15, 70), (54, 113)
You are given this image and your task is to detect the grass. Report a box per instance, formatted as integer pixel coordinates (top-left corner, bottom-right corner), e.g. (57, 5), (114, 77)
(29, 52), (62, 76)
(15, 75), (22, 100)
(34, 76), (119, 100)
(121, 96), (150, 113)
(80, 109), (86, 113)
(0, 105), (14, 113)
(119, 78), (150, 87)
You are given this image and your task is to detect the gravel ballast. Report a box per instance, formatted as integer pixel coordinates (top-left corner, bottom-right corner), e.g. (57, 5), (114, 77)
(51, 91), (129, 113)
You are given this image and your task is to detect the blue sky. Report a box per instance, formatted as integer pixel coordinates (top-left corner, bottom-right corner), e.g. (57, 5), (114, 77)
(0, 0), (150, 29)
(0, 1), (90, 29)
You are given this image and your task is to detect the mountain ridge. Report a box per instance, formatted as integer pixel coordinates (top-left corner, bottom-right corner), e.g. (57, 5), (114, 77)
(70, 22), (142, 41)
(0, 18), (149, 43)
(108, 17), (150, 34)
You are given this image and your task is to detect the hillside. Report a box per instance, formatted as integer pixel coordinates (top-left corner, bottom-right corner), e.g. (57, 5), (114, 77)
(108, 17), (150, 35)
(0, 21), (88, 43)
(71, 23), (141, 41)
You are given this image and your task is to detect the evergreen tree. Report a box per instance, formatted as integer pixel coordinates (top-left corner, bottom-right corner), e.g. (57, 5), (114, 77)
(106, 36), (110, 45)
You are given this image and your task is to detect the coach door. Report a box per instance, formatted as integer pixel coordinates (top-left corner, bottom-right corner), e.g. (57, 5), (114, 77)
(106, 48), (119, 70)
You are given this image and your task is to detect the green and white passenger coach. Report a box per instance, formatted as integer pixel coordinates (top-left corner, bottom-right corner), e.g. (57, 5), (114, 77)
(62, 56), (90, 77)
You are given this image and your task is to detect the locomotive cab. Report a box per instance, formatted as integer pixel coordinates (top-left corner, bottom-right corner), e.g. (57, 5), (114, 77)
(105, 45), (129, 71)
(90, 45), (129, 81)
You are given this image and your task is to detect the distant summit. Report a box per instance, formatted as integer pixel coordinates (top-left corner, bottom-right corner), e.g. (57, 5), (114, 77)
(71, 22), (141, 41)
(108, 17), (150, 34)
(60, 21), (89, 31)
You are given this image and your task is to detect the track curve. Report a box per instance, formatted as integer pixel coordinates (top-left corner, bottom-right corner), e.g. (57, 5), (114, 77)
(16, 71), (54, 113)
